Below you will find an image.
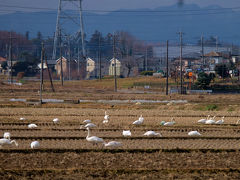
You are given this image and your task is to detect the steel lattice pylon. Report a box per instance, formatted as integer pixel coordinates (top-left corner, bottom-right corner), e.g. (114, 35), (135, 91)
(52, 0), (86, 61)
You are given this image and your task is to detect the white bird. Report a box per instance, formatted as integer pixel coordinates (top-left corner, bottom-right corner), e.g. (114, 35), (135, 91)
(163, 118), (176, 126)
(103, 111), (110, 124)
(205, 116), (216, 125)
(198, 115), (210, 124)
(144, 131), (162, 137)
(53, 118), (59, 123)
(132, 115), (144, 125)
(3, 132), (11, 140)
(20, 117), (26, 120)
(31, 141), (40, 149)
(236, 120), (240, 125)
(86, 127), (104, 145)
(104, 141), (122, 148)
(80, 123), (97, 129)
(83, 119), (91, 124)
(215, 116), (224, 125)
(122, 130), (131, 137)
(188, 131), (201, 136)
(28, 124), (38, 129)
(0, 138), (18, 148)
(138, 115), (144, 122)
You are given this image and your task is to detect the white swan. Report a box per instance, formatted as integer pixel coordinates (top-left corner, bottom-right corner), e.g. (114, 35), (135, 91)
(31, 141), (40, 149)
(83, 119), (91, 124)
(139, 115), (144, 122)
(20, 117), (26, 120)
(163, 118), (175, 126)
(28, 124), (38, 129)
(0, 138), (18, 148)
(144, 131), (162, 137)
(205, 116), (216, 125)
(132, 115), (144, 125)
(122, 130), (131, 137)
(198, 115), (210, 124)
(188, 131), (201, 136)
(104, 141), (122, 147)
(3, 132), (11, 140)
(80, 123), (97, 129)
(86, 127), (104, 145)
(215, 116), (224, 125)
(53, 118), (59, 123)
(103, 111), (110, 124)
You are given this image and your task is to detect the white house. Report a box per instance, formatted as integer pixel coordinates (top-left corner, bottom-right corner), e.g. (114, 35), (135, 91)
(109, 58), (121, 76)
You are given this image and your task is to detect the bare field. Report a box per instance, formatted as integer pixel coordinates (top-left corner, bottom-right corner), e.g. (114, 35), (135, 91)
(1, 79), (240, 179)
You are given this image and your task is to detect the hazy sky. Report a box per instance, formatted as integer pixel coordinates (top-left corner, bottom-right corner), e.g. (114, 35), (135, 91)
(0, 0), (239, 13)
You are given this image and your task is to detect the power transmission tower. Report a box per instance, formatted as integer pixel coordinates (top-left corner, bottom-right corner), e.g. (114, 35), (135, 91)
(166, 40), (169, 95)
(52, 0), (86, 75)
(113, 33), (117, 92)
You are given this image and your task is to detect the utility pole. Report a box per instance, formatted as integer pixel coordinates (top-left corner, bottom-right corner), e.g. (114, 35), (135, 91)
(68, 36), (71, 81)
(40, 42), (44, 104)
(59, 30), (64, 86)
(166, 40), (169, 95)
(178, 31), (184, 94)
(201, 35), (204, 67)
(113, 33), (117, 92)
(98, 35), (102, 80)
(9, 32), (13, 84)
(216, 36), (218, 52)
(77, 47), (80, 78)
(145, 47), (148, 71)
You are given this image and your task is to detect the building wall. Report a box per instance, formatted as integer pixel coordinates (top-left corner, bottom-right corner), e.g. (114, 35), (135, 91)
(109, 59), (121, 76)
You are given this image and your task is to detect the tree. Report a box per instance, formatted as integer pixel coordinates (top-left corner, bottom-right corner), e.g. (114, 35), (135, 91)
(195, 72), (212, 89)
(215, 64), (230, 79)
(0, 61), (8, 70)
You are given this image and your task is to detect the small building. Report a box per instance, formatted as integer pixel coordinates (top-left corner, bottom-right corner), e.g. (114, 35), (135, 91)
(55, 56), (77, 79)
(109, 58), (121, 76)
(0, 56), (7, 74)
(86, 57), (97, 79)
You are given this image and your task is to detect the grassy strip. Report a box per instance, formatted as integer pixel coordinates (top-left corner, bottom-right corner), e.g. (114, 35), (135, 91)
(0, 148), (239, 154)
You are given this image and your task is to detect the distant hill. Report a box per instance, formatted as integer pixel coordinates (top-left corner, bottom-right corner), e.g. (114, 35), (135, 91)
(0, 3), (240, 44)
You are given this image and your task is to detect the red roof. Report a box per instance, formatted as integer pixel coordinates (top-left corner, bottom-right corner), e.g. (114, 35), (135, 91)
(0, 57), (6, 62)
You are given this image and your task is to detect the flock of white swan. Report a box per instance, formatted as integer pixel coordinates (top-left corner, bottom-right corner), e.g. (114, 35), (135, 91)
(0, 112), (237, 149)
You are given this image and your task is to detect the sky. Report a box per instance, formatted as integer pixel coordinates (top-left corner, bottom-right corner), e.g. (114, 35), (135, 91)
(0, 0), (239, 13)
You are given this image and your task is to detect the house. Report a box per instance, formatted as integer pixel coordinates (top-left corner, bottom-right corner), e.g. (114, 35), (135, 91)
(86, 57), (97, 79)
(0, 56), (7, 74)
(109, 58), (121, 76)
(37, 60), (56, 70)
(55, 56), (78, 79)
(204, 51), (230, 71)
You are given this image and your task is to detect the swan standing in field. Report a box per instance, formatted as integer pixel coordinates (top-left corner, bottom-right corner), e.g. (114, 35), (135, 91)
(205, 116), (216, 125)
(163, 118), (176, 126)
(0, 138), (18, 148)
(86, 127), (104, 145)
(53, 118), (59, 124)
(28, 124), (38, 129)
(188, 131), (201, 136)
(80, 123), (97, 129)
(132, 115), (144, 125)
(104, 141), (122, 148)
(144, 131), (162, 137)
(198, 115), (210, 124)
(122, 130), (131, 137)
(83, 119), (91, 124)
(103, 111), (110, 124)
(3, 132), (11, 140)
(20, 117), (26, 120)
(31, 141), (40, 149)
(215, 116), (224, 125)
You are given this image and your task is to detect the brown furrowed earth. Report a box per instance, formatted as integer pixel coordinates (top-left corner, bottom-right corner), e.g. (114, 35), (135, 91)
(1, 78), (240, 179)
